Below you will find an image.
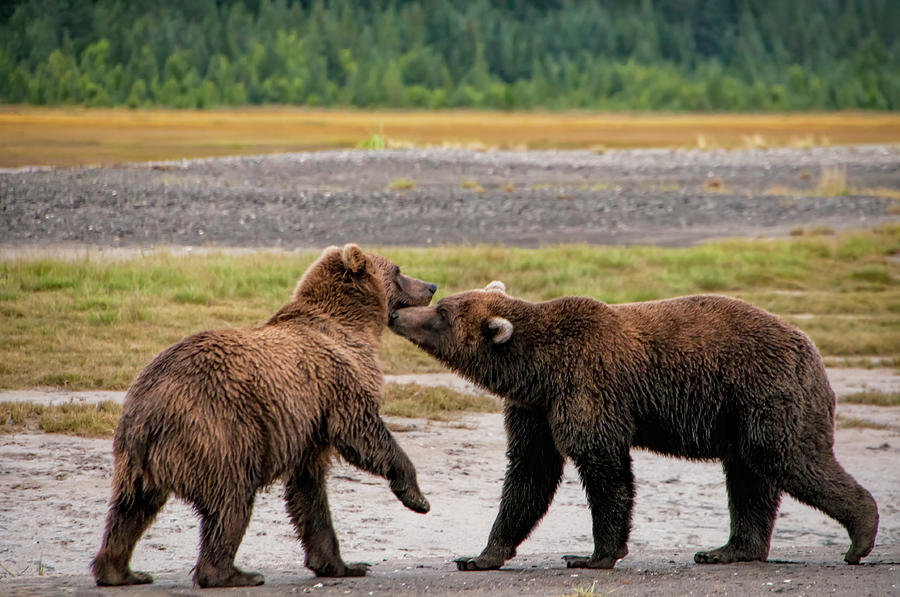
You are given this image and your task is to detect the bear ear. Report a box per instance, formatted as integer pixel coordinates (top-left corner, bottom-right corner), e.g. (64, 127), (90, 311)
(340, 244), (367, 274)
(486, 316), (513, 344)
(484, 280), (506, 293)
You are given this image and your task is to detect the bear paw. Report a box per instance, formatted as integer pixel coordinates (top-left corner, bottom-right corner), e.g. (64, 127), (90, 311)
(394, 487), (430, 514)
(195, 567), (265, 588)
(314, 562), (371, 577)
(694, 545), (766, 564)
(562, 554), (620, 569)
(454, 556), (502, 571)
(95, 569), (154, 586)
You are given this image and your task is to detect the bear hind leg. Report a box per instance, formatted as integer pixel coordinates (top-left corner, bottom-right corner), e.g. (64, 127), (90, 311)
(781, 452), (878, 564)
(695, 458), (780, 564)
(563, 447), (633, 570)
(193, 494), (264, 588)
(92, 478), (168, 586)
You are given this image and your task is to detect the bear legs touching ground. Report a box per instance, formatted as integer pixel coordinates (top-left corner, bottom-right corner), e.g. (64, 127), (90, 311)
(389, 282), (879, 570)
(92, 245), (436, 588)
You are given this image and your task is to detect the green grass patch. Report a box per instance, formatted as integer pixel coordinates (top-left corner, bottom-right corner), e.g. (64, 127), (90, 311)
(0, 401), (121, 437)
(1, 225), (899, 390)
(381, 383), (499, 421)
(835, 415), (891, 430)
(388, 178), (416, 190)
(0, 385), (492, 437)
(839, 391), (900, 407)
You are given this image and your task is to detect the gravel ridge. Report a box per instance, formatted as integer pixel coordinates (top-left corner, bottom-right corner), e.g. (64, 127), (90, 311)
(2, 145), (898, 249)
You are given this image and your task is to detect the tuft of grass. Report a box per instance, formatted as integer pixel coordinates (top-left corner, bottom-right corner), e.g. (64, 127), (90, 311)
(840, 391), (900, 407)
(849, 266), (891, 286)
(817, 166), (849, 196)
(381, 383), (499, 421)
(861, 188), (900, 200)
(835, 415), (891, 430)
(823, 356), (900, 370)
(172, 287), (213, 305)
(388, 178), (416, 190)
(0, 401), (121, 437)
(567, 583), (600, 597)
(460, 179), (485, 192)
(766, 167), (900, 201)
(742, 133), (768, 149)
(356, 133), (386, 150)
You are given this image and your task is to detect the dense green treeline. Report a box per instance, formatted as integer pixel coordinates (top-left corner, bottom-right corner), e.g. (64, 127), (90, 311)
(1, 0), (897, 110)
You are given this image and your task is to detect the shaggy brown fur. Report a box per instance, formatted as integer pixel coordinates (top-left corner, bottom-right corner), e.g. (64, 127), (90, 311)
(389, 283), (879, 571)
(92, 245), (436, 588)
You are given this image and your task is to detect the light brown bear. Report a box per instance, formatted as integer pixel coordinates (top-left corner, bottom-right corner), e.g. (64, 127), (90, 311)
(389, 282), (878, 570)
(92, 245), (436, 588)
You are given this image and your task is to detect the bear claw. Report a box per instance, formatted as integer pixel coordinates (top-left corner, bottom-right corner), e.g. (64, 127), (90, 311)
(394, 488), (430, 513)
(694, 546), (766, 564)
(314, 562), (370, 577)
(562, 555), (619, 569)
(454, 556), (501, 571)
(95, 569), (154, 586)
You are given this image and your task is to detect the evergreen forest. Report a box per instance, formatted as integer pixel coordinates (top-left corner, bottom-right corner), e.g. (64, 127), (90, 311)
(1, 0), (897, 111)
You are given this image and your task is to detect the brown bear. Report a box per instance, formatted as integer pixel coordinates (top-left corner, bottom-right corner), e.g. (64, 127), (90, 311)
(92, 245), (436, 588)
(388, 281), (879, 570)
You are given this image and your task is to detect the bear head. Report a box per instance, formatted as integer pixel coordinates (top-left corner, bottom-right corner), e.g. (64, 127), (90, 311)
(289, 245), (437, 324)
(388, 280), (517, 373)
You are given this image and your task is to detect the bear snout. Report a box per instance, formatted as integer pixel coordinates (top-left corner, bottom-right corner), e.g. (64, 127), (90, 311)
(427, 283), (437, 295)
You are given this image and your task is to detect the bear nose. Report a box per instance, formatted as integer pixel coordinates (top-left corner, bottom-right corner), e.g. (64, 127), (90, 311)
(427, 283), (437, 295)
(389, 310), (399, 321)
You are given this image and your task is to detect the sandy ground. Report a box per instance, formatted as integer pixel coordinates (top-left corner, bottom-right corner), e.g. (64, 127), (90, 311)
(1, 370), (898, 595)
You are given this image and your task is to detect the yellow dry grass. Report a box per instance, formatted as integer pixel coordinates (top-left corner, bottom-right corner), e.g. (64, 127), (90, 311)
(2, 107), (899, 168)
(766, 166), (900, 200)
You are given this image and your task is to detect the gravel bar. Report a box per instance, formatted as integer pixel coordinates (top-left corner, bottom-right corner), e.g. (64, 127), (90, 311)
(2, 145), (898, 249)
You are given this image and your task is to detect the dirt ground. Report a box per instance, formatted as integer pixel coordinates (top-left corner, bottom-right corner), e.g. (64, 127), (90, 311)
(1, 370), (898, 596)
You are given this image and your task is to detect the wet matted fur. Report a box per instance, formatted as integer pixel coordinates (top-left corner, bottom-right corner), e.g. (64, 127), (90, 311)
(389, 282), (878, 571)
(92, 245), (436, 588)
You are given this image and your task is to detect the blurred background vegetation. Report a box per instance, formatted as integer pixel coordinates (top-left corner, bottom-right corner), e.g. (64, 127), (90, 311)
(1, 0), (897, 111)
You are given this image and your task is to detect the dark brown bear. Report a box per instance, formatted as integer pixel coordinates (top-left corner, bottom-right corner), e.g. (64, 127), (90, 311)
(389, 281), (879, 570)
(92, 245), (436, 588)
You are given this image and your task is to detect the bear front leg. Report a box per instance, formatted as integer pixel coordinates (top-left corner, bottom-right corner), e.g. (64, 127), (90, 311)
(563, 446), (633, 570)
(456, 404), (565, 571)
(334, 412), (430, 514)
(285, 457), (370, 577)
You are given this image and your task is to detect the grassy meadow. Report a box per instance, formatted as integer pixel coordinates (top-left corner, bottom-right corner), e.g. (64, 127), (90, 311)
(2, 225), (898, 391)
(2, 107), (900, 168)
